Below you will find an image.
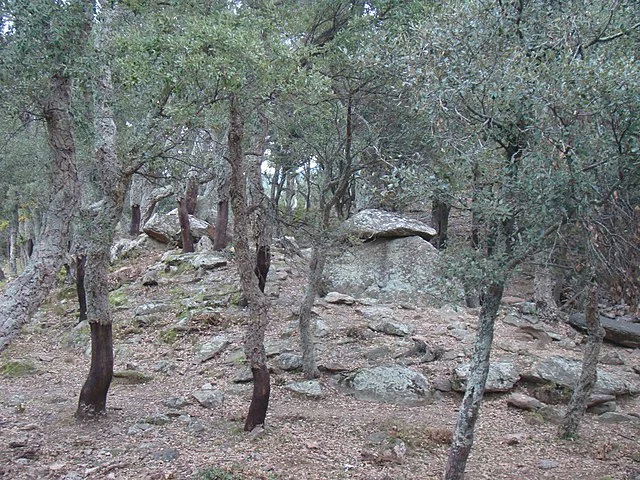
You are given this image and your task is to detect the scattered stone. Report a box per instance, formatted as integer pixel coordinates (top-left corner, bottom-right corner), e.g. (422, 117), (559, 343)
(525, 356), (640, 396)
(569, 313), (640, 348)
(518, 324), (553, 343)
(538, 406), (563, 424)
(285, 380), (324, 399)
(275, 353), (303, 371)
(452, 362), (520, 393)
(191, 390), (224, 409)
(587, 401), (617, 414)
(341, 365), (432, 406)
(265, 340), (296, 357)
(587, 394), (616, 407)
(515, 302), (537, 315)
(433, 377), (453, 392)
(163, 397), (190, 409)
(112, 370), (153, 385)
(325, 292), (356, 305)
(128, 423), (153, 435)
(247, 426), (265, 441)
(196, 235), (214, 253)
(596, 412), (640, 424)
(133, 303), (170, 317)
(198, 335), (231, 362)
(188, 420), (205, 433)
(9, 436), (28, 448)
(141, 270), (158, 287)
(538, 459), (559, 470)
(507, 393), (544, 411)
(502, 433), (527, 445)
(152, 360), (177, 375)
(233, 367), (254, 383)
(144, 414), (171, 426)
(369, 321), (414, 337)
(64, 321), (90, 350)
(163, 251), (228, 270)
(152, 448), (179, 462)
(600, 351), (624, 366)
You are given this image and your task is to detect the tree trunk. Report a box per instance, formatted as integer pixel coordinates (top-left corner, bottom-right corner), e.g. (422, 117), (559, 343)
(432, 197), (451, 250)
(177, 197), (194, 253)
(140, 185), (174, 227)
(77, 12), (129, 417)
(9, 197), (19, 276)
(248, 113), (272, 294)
(299, 244), (325, 379)
(444, 281), (504, 480)
(214, 199), (230, 250)
(560, 280), (603, 439)
(76, 253), (88, 322)
(534, 251), (560, 322)
(185, 168), (199, 215)
(0, 266), (5, 282)
(129, 204), (141, 236)
(76, 250), (113, 418)
(227, 94), (270, 432)
(0, 73), (81, 352)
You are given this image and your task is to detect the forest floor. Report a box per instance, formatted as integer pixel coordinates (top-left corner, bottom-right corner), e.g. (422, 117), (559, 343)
(1, 240), (639, 480)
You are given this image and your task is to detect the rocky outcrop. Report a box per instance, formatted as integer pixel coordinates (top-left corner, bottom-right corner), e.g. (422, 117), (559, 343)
(568, 313), (640, 348)
(143, 209), (211, 245)
(325, 236), (457, 304)
(341, 209), (436, 241)
(524, 356), (640, 396)
(452, 362), (520, 393)
(341, 364), (432, 406)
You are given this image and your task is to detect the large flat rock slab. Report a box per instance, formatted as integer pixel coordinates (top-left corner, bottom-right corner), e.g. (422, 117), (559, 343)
(341, 209), (436, 241)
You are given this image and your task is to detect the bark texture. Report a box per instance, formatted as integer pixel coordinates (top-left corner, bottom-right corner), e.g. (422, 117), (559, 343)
(129, 204), (141, 236)
(431, 197), (451, 250)
(76, 253), (88, 322)
(177, 197), (194, 253)
(227, 95), (270, 432)
(77, 12), (130, 417)
(299, 245), (325, 378)
(444, 282), (504, 480)
(560, 281), (603, 439)
(248, 113), (272, 293)
(0, 73), (81, 352)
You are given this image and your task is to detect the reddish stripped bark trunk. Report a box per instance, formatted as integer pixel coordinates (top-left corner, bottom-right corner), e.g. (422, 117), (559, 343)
(177, 197), (194, 253)
(76, 253), (88, 322)
(185, 169), (199, 215)
(77, 9), (130, 418)
(214, 199), (229, 250)
(129, 204), (141, 236)
(0, 73), (81, 352)
(227, 94), (270, 431)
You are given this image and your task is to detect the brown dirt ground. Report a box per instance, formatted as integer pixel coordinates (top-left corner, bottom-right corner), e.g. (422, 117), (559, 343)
(1, 244), (639, 480)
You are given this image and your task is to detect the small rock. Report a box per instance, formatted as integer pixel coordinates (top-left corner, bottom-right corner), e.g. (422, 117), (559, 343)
(128, 423), (153, 435)
(433, 377), (452, 392)
(163, 397), (190, 409)
(152, 448), (179, 462)
(325, 292), (356, 305)
(191, 390), (224, 408)
(369, 321), (414, 337)
(600, 351), (624, 366)
(285, 380), (323, 399)
(247, 426), (265, 441)
(188, 420), (205, 433)
(596, 412), (640, 424)
(452, 362), (520, 393)
(152, 360), (177, 375)
(141, 270), (159, 287)
(9, 436), (28, 448)
(502, 433), (527, 445)
(233, 367), (254, 383)
(587, 401), (617, 414)
(133, 303), (170, 317)
(538, 459), (559, 470)
(198, 335), (231, 363)
(143, 414), (171, 425)
(507, 393), (544, 411)
(587, 394), (616, 407)
(275, 353), (303, 371)
(112, 370), (153, 385)
(516, 302), (537, 315)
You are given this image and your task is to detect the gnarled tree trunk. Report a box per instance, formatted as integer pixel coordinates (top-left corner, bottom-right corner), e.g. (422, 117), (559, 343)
(177, 197), (194, 253)
(77, 11), (130, 417)
(0, 73), (82, 352)
(560, 278), (603, 439)
(298, 244), (324, 378)
(228, 94), (270, 432)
